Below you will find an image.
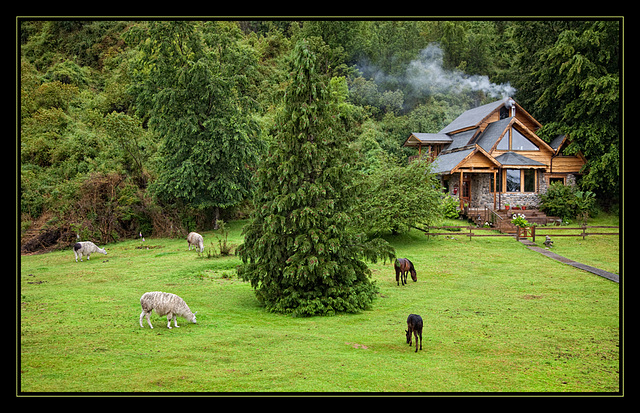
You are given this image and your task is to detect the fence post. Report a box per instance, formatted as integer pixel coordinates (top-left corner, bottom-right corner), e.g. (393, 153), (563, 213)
(582, 224), (586, 240)
(469, 226), (472, 241)
(532, 226), (535, 243)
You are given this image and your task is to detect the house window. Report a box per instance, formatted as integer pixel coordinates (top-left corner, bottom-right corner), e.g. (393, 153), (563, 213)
(524, 169), (536, 192)
(496, 127), (540, 151)
(506, 169), (520, 192)
(497, 133), (510, 150)
(511, 128), (539, 151)
(505, 169), (536, 192)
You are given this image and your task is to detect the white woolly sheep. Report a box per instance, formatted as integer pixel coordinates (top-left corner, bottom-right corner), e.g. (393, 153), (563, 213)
(73, 241), (107, 262)
(187, 232), (204, 253)
(139, 291), (197, 329)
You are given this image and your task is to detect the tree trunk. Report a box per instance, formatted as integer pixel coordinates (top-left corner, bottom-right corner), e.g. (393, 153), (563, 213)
(213, 207), (220, 230)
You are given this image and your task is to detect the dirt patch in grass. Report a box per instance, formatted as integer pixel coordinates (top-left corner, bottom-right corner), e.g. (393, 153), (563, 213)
(522, 294), (543, 300)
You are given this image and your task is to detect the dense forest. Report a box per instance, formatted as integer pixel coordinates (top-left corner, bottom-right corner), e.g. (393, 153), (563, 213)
(19, 19), (620, 250)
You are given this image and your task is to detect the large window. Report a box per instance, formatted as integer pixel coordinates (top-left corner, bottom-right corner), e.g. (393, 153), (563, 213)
(505, 169), (536, 192)
(506, 169), (520, 192)
(523, 169), (536, 192)
(496, 127), (540, 151)
(497, 134), (509, 150)
(511, 128), (539, 151)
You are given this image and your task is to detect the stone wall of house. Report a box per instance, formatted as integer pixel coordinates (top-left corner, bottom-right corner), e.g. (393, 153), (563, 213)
(441, 172), (577, 210)
(472, 174), (494, 208)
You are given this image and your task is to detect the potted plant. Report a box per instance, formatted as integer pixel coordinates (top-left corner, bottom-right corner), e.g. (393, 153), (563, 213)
(505, 203), (510, 211)
(511, 213), (529, 228)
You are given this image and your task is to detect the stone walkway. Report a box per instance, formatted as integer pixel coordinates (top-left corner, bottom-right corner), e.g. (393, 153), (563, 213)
(519, 239), (619, 283)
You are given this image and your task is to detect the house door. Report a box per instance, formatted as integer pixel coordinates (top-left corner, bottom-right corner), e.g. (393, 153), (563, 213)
(461, 176), (471, 206)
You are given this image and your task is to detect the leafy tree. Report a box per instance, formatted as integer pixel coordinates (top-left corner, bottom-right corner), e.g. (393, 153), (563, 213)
(238, 40), (395, 316)
(127, 21), (260, 227)
(354, 158), (443, 235)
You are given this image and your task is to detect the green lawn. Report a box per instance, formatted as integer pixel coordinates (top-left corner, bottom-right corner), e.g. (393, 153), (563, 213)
(19, 219), (620, 393)
(531, 214), (620, 274)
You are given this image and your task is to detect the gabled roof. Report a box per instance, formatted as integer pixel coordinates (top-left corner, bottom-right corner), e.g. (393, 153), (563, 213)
(432, 148), (474, 175)
(475, 117), (511, 152)
(404, 97), (586, 177)
(445, 128), (479, 151)
(403, 132), (452, 148)
(439, 99), (505, 134)
(437, 97), (542, 136)
(494, 151), (546, 168)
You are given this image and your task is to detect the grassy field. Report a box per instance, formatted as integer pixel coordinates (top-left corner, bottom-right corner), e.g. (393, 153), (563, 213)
(19, 218), (620, 393)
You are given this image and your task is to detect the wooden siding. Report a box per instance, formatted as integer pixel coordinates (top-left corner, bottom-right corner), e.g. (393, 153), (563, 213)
(552, 155), (586, 173)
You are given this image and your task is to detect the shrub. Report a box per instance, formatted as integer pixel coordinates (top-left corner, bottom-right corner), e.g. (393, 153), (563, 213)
(539, 182), (578, 220)
(539, 182), (595, 222)
(442, 194), (460, 219)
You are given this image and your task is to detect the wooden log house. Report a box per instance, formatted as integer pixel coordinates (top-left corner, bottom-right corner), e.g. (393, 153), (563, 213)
(403, 97), (586, 213)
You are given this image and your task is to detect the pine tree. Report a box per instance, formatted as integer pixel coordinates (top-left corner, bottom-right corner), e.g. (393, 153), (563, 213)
(238, 40), (395, 316)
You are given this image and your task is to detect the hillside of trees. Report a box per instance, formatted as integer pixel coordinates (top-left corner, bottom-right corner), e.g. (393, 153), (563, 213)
(19, 20), (620, 250)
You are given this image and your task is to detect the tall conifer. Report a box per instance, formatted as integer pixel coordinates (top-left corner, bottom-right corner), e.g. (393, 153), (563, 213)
(238, 40), (395, 316)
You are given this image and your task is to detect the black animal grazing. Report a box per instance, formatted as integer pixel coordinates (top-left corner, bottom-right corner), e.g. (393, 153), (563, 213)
(394, 258), (417, 286)
(405, 314), (423, 353)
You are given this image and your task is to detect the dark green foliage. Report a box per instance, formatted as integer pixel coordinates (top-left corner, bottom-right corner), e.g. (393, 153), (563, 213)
(20, 19), (620, 249)
(128, 21), (261, 216)
(539, 182), (596, 221)
(539, 182), (578, 221)
(238, 41), (395, 316)
(510, 21), (620, 205)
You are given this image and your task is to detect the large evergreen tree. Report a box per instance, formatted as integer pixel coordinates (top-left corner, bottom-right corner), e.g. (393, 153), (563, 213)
(238, 40), (395, 316)
(127, 21), (260, 226)
(511, 21), (620, 205)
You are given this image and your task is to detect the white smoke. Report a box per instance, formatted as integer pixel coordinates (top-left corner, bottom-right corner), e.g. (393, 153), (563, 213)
(358, 43), (515, 101)
(405, 43), (515, 99)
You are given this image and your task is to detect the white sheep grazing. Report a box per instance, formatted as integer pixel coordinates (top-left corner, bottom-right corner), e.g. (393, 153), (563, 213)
(73, 241), (107, 262)
(187, 231), (204, 253)
(139, 291), (197, 329)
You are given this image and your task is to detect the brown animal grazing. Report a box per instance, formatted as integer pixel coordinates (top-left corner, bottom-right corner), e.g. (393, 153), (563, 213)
(405, 314), (423, 353)
(394, 258), (417, 286)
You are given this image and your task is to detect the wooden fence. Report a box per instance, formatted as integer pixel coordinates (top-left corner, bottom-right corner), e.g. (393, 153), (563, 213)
(532, 225), (619, 241)
(420, 225), (619, 241)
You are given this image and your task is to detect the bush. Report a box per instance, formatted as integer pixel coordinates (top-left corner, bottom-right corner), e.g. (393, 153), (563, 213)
(539, 182), (595, 222)
(442, 194), (460, 219)
(539, 182), (577, 220)
(355, 158), (443, 235)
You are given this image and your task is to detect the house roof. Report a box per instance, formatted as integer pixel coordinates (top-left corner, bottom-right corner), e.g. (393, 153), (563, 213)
(439, 99), (506, 134)
(403, 132), (452, 147)
(475, 117), (511, 152)
(550, 135), (566, 151)
(404, 97), (585, 177)
(494, 151), (546, 168)
(444, 128), (479, 151)
(432, 148), (474, 174)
